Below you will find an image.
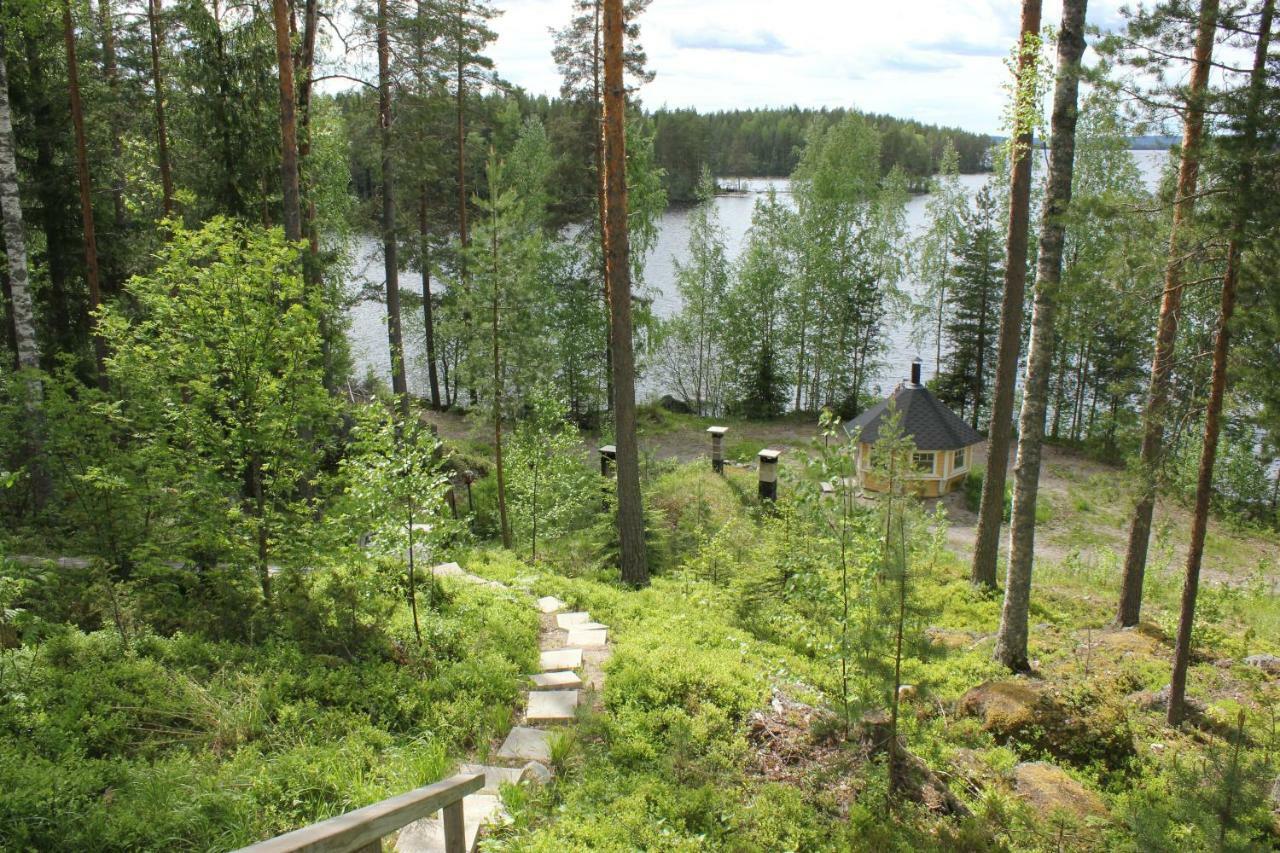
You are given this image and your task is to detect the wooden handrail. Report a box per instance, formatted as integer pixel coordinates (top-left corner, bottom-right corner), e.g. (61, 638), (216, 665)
(234, 772), (485, 853)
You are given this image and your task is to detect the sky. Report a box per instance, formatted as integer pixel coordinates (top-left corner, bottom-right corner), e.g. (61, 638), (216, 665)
(490, 0), (1133, 135)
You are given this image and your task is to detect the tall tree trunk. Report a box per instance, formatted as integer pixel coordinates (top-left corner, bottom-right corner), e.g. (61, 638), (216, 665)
(0, 26), (49, 509)
(63, 0), (108, 391)
(995, 0), (1088, 672)
(603, 0), (647, 587)
(1168, 0), (1272, 726)
(1117, 0), (1220, 627)
(297, 0), (319, 254)
(271, 0), (302, 242)
(970, 0), (1042, 588)
(21, 35), (72, 355)
(98, 0), (125, 231)
(146, 0), (174, 217)
(491, 197), (510, 548)
(378, 0), (409, 415)
(592, 0), (612, 411)
(420, 187), (442, 409)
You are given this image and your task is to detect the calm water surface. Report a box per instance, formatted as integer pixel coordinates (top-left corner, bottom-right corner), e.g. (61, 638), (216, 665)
(345, 150), (1168, 402)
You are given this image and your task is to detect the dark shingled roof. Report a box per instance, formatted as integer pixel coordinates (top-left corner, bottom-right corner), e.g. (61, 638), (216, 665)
(843, 382), (985, 451)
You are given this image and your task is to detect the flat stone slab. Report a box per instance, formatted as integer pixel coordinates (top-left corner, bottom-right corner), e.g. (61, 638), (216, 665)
(570, 621), (607, 631)
(457, 763), (524, 794)
(526, 689), (578, 723)
(495, 726), (551, 762)
(395, 792), (503, 853)
(556, 611), (592, 629)
(566, 628), (607, 649)
(530, 670), (583, 690)
(432, 561), (467, 578)
(539, 648), (582, 671)
(537, 596), (566, 614)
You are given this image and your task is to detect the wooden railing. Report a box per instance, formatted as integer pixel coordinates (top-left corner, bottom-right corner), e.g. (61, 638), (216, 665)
(234, 772), (484, 853)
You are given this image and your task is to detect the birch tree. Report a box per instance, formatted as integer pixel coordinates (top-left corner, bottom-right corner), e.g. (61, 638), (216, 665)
(0, 23), (48, 508)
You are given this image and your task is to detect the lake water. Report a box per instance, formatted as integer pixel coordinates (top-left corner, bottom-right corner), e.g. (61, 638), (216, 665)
(345, 150), (1169, 402)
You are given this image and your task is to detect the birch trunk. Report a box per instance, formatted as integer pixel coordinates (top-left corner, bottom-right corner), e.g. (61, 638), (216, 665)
(0, 26), (49, 508)
(995, 0), (1088, 671)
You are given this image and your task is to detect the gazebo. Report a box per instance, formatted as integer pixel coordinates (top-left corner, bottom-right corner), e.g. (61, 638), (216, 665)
(844, 359), (984, 497)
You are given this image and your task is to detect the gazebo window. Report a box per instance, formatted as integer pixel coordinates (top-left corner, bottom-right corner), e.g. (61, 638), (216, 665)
(912, 452), (935, 474)
(953, 447), (966, 471)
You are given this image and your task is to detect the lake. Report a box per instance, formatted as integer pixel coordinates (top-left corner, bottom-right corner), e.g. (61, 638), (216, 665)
(345, 149), (1169, 402)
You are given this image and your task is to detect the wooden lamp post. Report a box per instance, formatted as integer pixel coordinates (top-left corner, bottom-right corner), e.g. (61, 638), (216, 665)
(757, 449), (781, 501)
(707, 426), (728, 473)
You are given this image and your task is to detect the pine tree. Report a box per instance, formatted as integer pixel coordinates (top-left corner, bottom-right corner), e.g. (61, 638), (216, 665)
(602, 0), (647, 586)
(971, 0), (1044, 588)
(997, 0), (1089, 672)
(937, 184), (1003, 429)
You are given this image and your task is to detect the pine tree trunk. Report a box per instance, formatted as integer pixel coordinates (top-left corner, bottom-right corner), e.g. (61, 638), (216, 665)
(603, 0), (647, 587)
(63, 0), (108, 391)
(995, 0), (1088, 671)
(420, 187), (442, 409)
(1168, 0), (1272, 726)
(146, 0), (174, 217)
(492, 211), (511, 548)
(593, 1), (612, 412)
(0, 26), (49, 509)
(98, 0), (126, 231)
(271, 0), (302, 243)
(378, 0), (409, 414)
(970, 0), (1042, 588)
(1118, 0), (1220, 627)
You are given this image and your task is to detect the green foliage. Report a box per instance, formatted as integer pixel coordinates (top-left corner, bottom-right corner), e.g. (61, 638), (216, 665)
(505, 387), (595, 560)
(99, 219), (333, 591)
(0, 573), (534, 851)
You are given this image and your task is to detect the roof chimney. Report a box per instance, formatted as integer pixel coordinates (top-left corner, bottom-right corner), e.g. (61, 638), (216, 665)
(911, 357), (922, 386)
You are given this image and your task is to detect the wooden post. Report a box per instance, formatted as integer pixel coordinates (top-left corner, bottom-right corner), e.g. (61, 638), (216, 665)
(757, 449), (781, 501)
(442, 799), (465, 853)
(707, 426), (728, 473)
(598, 444), (617, 477)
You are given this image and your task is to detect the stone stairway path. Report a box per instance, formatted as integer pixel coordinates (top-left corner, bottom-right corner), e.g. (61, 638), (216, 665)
(394, 568), (610, 853)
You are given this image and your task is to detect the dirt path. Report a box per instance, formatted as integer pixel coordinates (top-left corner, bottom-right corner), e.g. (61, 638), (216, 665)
(423, 407), (1278, 588)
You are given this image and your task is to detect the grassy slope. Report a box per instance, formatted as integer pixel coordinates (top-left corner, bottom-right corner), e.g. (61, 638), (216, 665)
(464, 450), (1279, 851)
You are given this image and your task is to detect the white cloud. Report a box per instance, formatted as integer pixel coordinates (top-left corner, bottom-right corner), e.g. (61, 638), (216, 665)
(491, 0), (1131, 134)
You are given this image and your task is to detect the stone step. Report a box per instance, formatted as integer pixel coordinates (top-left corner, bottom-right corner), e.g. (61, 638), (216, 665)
(565, 628), (607, 649)
(526, 689), (578, 724)
(394, 792), (505, 853)
(566, 621), (607, 631)
(457, 763), (524, 794)
(537, 595), (566, 614)
(495, 726), (551, 762)
(530, 670), (583, 690)
(539, 647), (582, 672)
(555, 611), (592, 630)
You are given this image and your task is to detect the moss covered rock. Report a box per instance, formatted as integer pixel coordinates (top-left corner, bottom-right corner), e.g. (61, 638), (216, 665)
(1012, 761), (1107, 820)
